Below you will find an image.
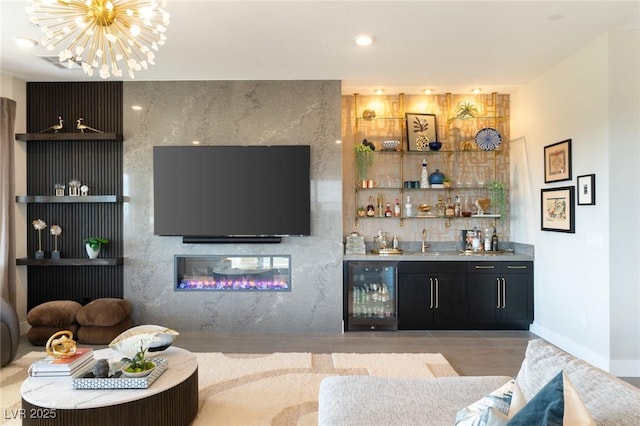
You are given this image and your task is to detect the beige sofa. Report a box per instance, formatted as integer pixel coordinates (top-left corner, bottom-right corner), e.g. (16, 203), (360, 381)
(318, 339), (640, 425)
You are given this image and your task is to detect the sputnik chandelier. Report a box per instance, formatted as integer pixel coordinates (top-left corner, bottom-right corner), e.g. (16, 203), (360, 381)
(27, 0), (170, 79)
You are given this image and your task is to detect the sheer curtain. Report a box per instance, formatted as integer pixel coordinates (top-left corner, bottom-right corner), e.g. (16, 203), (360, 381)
(0, 97), (16, 307)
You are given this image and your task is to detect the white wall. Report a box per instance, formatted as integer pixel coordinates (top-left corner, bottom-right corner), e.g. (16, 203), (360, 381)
(511, 30), (640, 375)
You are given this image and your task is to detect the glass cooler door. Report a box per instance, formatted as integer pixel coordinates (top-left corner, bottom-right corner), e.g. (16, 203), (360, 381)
(345, 262), (398, 331)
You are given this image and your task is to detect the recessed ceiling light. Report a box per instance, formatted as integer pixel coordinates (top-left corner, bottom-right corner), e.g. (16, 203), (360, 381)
(355, 35), (373, 46)
(472, 88), (482, 94)
(335, 140), (342, 145)
(15, 37), (37, 48)
(374, 89), (384, 95)
(131, 105), (143, 111)
(423, 89), (433, 95)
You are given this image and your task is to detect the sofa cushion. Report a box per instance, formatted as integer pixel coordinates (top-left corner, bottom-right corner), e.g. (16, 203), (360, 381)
(516, 339), (640, 426)
(76, 317), (133, 344)
(318, 375), (511, 426)
(27, 324), (80, 346)
(27, 300), (82, 327)
(76, 298), (131, 327)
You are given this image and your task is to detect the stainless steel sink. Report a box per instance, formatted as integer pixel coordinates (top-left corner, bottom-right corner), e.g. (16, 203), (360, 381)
(406, 251), (458, 256)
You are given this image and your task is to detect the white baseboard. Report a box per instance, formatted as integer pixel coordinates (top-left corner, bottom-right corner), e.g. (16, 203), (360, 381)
(531, 322), (640, 377)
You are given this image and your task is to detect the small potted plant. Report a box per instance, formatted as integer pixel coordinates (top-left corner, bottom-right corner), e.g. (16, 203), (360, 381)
(50, 224), (62, 259)
(32, 219), (47, 259)
(487, 180), (507, 219)
(84, 237), (109, 259)
(121, 342), (156, 377)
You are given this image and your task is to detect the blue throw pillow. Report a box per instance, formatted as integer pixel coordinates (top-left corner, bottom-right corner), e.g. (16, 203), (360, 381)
(507, 371), (564, 426)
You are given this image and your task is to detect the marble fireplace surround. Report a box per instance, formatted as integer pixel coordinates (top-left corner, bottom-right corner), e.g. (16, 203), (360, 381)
(123, 81), (343, 334)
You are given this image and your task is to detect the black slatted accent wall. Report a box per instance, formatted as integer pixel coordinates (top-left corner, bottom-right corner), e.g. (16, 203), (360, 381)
(25, 82), (123, 310)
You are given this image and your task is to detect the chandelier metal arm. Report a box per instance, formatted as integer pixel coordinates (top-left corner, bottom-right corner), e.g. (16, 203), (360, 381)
(27, 0), (170, 79)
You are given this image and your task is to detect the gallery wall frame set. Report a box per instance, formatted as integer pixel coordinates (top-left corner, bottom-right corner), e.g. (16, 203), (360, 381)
(544, 139), (572, 183)
(541, 186), (575, 233)
(577, 174), (596, 205)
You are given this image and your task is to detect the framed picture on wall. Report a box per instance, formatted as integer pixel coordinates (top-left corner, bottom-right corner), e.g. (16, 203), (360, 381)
(541, 186), (575, 233)
(544, 139), (572, 183)
(406, 113), (437, 151)
(577, 174), (596, 205)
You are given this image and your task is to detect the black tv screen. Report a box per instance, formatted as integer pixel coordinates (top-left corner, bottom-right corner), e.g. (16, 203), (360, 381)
(153, 145), (310, 237)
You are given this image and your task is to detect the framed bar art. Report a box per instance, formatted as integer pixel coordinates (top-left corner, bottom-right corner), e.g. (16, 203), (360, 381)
(541, 186), (575, 233)
(406, 113), (437, 151)
(577, 174), (596, 205)
(544, 139), (572, 183)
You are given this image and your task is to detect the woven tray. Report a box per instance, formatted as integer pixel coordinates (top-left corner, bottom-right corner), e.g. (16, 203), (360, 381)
(73, 357), (167, 389)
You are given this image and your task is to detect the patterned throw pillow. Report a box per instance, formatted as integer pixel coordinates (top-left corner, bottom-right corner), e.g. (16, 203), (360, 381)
(455, 378), (515, 426)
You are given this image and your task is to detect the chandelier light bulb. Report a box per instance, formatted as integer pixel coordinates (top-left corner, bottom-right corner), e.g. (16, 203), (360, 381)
(27, 0), (170, 79)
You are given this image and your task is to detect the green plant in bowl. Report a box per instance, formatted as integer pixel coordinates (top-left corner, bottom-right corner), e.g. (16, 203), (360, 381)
(121, 342), (156, 377)
(84, 237), (109, 250)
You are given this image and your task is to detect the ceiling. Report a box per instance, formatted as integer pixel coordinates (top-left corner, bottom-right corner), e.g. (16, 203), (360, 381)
(1, 1), (638, 95)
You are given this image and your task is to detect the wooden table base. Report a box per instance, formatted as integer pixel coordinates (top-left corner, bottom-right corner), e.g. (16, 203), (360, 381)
(22, 368), (198, 426)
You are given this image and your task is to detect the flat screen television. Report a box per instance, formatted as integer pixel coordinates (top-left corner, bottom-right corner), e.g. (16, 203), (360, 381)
(153, 145), (310, 240)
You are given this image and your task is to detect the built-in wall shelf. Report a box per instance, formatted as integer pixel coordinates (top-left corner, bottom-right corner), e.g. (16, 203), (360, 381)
(16, 195), (122, 203)
(16, 132), (123, 142)
(16, 257), (123, 266)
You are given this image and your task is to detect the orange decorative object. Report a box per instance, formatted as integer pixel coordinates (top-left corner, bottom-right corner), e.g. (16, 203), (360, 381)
(45, 330), (77, 359)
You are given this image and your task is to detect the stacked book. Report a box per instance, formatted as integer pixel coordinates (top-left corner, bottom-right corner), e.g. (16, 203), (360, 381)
(28, 347), (94, 379)
(345, 233), (366, 255)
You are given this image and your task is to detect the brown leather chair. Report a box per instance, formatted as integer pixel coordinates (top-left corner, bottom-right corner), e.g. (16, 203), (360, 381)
(1, 297), (19, 367)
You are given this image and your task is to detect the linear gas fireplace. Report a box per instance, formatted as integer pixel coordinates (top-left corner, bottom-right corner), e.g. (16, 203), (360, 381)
(175, 255), (291, 292)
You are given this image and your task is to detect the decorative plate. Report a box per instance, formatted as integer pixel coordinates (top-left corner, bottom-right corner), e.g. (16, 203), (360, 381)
(475, 128), (501, 151)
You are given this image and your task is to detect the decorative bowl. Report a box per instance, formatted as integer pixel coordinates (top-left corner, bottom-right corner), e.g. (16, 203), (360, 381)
(381, 140), (400, 151)
(428, 141), (442, 151)
(121, 361), (156, 378)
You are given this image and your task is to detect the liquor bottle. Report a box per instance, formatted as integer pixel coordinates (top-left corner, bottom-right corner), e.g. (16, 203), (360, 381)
(420, 159), (429, 188)
(437, 195), (445, 217)
(462, 195), (472, 217)
(366, 196), (375, 217)
(384, 203), (393, 217)
(445, 197), (455, 217)
(491, 228), (499, 251)
(484, 228), (491, 251)
(454, 195), (461, 217)
(377, 194), (384, 217)
(392, 235), (399, 249)
(394, 198), (401, 217)
(405, 196), (413, 218)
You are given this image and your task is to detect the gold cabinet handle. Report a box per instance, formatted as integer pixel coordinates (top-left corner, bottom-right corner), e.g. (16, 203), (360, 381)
(506, 265), (527, 269)
(475, 265), (495, 269)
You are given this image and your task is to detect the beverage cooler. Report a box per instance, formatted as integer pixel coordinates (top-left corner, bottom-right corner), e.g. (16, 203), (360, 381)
(344, 261), (398, 331)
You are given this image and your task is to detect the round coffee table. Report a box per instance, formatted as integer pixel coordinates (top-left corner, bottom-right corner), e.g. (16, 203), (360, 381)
(21, 346), (198, 426)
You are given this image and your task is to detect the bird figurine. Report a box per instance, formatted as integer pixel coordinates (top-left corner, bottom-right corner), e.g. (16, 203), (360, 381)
(38, 116), (63, 133)
(76, 118), (103, 133)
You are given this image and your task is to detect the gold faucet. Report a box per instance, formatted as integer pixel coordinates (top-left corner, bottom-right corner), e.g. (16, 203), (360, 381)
(421, 229), (429, 252)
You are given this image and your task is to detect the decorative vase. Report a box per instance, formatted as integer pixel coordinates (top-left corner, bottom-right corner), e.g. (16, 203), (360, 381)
(35, 250), (44, 260)
(415, 133), (430, 151)
(428, 141), (442, 151)
(428, 169), (445, 185)
(51, 250), (60, 259)
(85, 244), (100, 259)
